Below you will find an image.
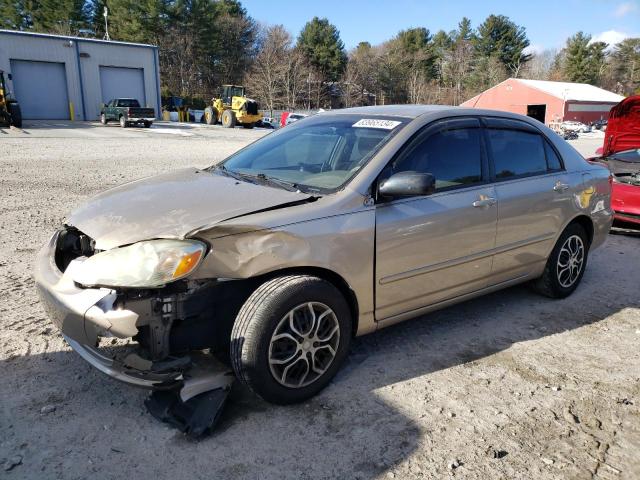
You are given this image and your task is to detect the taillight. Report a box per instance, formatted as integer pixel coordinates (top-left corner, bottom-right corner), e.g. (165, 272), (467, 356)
(127, 107), (132, 116)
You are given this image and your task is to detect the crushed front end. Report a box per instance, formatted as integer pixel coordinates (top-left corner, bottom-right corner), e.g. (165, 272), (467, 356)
(34, 227), (246, 392)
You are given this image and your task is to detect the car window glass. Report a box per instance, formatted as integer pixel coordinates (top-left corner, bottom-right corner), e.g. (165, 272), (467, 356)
(544, 141), (563, 170)
(221, 115), (407, 192)
(392, 127), (483, 190)
(488, 129), (547, 178)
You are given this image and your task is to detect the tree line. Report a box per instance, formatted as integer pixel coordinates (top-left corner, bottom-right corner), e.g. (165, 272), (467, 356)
(1, 0), (638, 113)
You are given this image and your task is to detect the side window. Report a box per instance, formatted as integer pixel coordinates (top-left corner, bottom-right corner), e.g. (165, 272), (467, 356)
(392, 126), (483, 191)
(544, 140), (563, 171)
(487, 129), (547, 179)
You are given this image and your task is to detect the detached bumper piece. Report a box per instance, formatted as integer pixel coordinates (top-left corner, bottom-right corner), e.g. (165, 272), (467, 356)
(145, 388), (231, 438)
(145, 352), (235, 438)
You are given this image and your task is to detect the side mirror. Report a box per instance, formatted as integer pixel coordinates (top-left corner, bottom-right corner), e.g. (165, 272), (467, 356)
(379, 171), (436, 198)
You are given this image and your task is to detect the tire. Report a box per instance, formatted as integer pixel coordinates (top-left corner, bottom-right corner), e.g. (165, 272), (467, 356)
(242, 122), (255, 129)
(533, 223), (589, 298)
(144, 121), (152, 128)
(119, 116), (127, 128)
(9, 102), (22, 128)
(204, 107), (216, 125)
(100, 113), (107, 125)
(221, 109), (236, 128)
(231, 275), (352, 404)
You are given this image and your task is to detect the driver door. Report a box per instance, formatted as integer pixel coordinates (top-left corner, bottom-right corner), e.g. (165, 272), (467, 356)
(375, 118), (498, 320)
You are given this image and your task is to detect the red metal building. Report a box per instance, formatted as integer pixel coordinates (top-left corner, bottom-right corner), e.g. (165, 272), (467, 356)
(461, 78), (625, 125)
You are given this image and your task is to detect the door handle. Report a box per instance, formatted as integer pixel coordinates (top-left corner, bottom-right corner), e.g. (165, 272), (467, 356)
(553, 182), (570, 192)
(472, 197), (496, 208)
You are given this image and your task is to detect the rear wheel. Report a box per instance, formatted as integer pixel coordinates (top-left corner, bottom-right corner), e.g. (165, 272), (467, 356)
(144, 121), (152, 128)
(9, 102), (22, 128)
(119, 116), (127, 128)
(230, 275), (352, 404)
(533, 223), (589, 298)
(221, 109), (236, 128)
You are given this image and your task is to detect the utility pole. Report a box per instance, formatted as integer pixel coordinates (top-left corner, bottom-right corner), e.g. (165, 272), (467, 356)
(103, 7), (110, 41)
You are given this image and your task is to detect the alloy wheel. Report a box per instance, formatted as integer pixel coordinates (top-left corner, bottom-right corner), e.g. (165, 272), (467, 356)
(556, 234), (585, 288)
(268, 302), (340, 388)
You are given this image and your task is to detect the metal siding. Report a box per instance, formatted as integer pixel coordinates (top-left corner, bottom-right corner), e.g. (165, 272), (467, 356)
(460, 79), (566, 124)
(0, 33), (82, 119)
(10, 60), (70, 119)
(99, 66), (146, 105)
(78, 41), (159, 119)
(0, 31), (160, 121)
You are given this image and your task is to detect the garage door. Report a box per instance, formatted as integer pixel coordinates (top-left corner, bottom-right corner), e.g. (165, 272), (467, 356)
(100, 66), (146, 106)
(10, 60), (70, 120)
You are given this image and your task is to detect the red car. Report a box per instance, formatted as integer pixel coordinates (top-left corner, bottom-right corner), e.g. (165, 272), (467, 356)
(589, 96), (640, 228)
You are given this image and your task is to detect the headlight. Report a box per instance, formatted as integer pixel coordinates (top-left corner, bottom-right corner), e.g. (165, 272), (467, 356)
(72, 239), (206, 288)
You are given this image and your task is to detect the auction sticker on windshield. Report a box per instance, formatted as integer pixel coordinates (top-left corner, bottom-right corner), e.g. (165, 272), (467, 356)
(352, 119), (402, 130)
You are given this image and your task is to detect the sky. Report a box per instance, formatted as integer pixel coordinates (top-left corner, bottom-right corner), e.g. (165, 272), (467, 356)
(241, 0), (640, 52)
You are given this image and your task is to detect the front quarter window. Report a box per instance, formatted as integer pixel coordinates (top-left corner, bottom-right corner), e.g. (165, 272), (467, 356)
(218, 115), (408, 192)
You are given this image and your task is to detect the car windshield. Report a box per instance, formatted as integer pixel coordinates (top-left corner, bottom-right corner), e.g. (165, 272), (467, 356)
(216, 114), (408, 193)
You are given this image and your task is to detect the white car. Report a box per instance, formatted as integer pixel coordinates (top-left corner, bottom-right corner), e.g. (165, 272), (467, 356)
(561, 121), (591, 133)
(285, 113), (308, 125)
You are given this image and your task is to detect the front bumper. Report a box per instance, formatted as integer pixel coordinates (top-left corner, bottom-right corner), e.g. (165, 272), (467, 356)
(34, 231), (182, 388)
(34, 232), (140, 346)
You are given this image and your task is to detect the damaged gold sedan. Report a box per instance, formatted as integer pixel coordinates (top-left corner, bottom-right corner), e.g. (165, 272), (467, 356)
(35, 106), (612, 428)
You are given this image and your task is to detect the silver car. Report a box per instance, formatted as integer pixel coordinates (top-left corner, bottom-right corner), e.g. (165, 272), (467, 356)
(35, 105), (613, 404)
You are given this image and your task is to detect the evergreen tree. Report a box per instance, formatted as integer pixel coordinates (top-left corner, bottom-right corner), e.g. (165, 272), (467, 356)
(29, 0), (89, 35)
(563, 32), (608, 84)
(0, 0), (27, 30)
(297, 17), (347, 82)
(474, 14), (530, 75)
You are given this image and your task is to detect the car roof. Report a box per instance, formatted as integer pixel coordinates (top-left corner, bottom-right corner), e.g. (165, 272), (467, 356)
(330, 104), (456, 118)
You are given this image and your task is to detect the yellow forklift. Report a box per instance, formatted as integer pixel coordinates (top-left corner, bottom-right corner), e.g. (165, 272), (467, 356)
(0, 70), (22, 128)
(203, 85), (261, 128)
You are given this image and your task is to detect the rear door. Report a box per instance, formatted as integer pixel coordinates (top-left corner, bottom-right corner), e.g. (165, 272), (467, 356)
(483, 117), (573, 284)
(375, 117), (498, 320)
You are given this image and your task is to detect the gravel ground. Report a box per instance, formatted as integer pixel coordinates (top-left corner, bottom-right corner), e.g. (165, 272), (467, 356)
(0, 122), (638, 479)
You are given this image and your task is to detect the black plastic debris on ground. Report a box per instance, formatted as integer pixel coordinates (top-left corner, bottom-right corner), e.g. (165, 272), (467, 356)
(145, 387), (231, 438)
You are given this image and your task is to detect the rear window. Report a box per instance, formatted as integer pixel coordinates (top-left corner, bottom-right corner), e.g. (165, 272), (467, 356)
(488, 129), (548, 179)
(117, 99), (140, 107)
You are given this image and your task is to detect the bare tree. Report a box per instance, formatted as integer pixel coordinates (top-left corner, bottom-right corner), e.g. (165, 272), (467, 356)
(158, 25), (199, 97)
(283, 48), (310, 110)
(245, 25), (290, 116)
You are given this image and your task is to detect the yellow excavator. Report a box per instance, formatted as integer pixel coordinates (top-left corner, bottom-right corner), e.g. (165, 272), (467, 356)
(203, 85), (261, 129)
(0, 70), (22, 128)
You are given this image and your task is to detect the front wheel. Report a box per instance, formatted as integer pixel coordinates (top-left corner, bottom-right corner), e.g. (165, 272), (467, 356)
(100, 113), (107, 125)
(533, 223), (589, 298)
(231, 275), (352, 404)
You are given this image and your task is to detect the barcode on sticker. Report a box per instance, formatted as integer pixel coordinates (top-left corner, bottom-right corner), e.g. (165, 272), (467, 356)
(352, 119), (401, 130)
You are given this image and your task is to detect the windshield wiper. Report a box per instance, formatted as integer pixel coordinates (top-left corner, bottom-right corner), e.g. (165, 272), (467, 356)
(254, 173), (301, 192)
(215, 165), (312, 193)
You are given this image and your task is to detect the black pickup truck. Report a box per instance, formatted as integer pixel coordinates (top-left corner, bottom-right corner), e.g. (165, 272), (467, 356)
(100, 99), (155, 128)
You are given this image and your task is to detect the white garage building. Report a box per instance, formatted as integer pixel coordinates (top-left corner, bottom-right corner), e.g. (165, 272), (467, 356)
(0, 30), (161, 120)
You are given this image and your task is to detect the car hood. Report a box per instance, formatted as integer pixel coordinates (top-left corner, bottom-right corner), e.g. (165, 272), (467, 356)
(603, 95), (640, 156)
(68, 168), (314, 250)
